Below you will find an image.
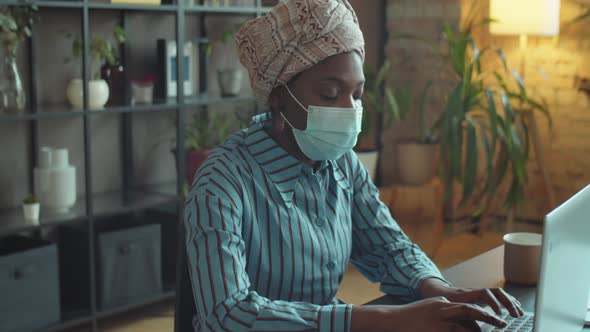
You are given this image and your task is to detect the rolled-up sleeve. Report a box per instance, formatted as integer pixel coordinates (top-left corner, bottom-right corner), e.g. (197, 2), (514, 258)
(347, 153), (450, 302)
(184, 186), (353, 331)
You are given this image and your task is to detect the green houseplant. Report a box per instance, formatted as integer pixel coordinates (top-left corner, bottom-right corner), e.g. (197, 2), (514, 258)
(64, 26), (126, 110)
(0, 1), (38, 113)
(391, 81), (440, 185)
(399, 13), (551, 217)
(216, 30), (242, 97)
(182, 111), (249, 186)
(22, 193), (40, 224)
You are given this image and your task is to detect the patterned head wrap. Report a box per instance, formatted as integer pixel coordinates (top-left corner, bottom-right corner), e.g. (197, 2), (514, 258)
(236, 0), (365, 107)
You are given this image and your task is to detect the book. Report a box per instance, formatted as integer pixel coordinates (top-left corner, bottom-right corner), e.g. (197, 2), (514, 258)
(155, 39), (194, 101)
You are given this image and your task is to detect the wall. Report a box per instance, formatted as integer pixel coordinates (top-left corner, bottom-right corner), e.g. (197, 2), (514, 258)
(383, 0), (590, 220)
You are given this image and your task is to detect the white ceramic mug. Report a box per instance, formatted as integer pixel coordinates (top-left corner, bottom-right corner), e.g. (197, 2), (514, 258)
(503, 232), (543, 285)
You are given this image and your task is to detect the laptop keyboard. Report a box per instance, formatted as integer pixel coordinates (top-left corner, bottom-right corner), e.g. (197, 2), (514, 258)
(483, 309), (535, 332)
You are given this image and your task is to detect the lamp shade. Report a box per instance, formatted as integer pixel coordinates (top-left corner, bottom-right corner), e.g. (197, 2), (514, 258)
(490, 0), (561, 36)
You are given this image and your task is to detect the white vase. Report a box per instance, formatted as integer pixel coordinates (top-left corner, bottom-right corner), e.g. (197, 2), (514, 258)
(66, 79), (110, 111)
(22, 203), (40, 224)
(356, 150), (379, 182)
(218, 69), (243, 97)
(34, 147), (77, 213)
(397, 141), (439, 185)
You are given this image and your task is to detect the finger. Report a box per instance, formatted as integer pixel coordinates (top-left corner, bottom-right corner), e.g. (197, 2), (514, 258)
(492, 288), (522, 317)
(483, 288), (503, 316)
(441, 303), (508, 328)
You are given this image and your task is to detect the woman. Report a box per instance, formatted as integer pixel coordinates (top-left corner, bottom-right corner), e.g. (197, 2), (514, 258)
(184, 0), (522, 331)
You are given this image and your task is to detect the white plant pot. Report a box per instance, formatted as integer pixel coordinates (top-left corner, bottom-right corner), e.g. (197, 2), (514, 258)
(397, 141), (439, 185)
(22, 203), (40, 224)
(218, 69), (243, 97)
(66, 79), (110, 111)
(356, 150), (379, 182)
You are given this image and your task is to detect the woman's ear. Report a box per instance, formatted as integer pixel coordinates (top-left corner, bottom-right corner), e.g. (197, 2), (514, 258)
(269, 88), (282, 114)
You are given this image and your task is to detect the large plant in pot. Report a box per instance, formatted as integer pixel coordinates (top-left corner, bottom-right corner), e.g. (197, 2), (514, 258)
(0, 1), (38, 114)
(391, 82), (440, 185)
(358, 61), (406, 181)
(400, 15), (551, 217)
(64, 26), (126, 111)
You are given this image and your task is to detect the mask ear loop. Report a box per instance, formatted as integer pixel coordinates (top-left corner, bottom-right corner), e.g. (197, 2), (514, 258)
(283, 84), (309, 113)
(280, 112), (296, 130)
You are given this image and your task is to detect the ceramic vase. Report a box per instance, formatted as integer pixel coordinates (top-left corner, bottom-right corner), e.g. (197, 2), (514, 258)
(218, 69), (242, 97)
(34, 147), (77, 213)
(66, 79), (110, 111)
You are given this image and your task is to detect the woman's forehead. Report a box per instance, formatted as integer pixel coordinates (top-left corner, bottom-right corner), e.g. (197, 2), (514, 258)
(297, 53), (365, 85)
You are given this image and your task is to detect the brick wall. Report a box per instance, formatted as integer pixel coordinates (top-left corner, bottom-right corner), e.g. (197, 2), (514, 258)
(384, 0), (590, 221)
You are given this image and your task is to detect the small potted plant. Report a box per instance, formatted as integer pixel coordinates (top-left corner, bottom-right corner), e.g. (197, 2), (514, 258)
(0, 1), (38, 114)
(357, 61), (406, 181)
(22, 194), (40, 224)
(180, 110), (249, 186)
(64, 26), (127, 111)
(215, 30), (242, 97)
(393, 81), (440, 185)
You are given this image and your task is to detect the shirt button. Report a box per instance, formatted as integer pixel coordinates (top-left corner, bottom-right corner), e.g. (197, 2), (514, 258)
(326, 261), (336, 271)
(315, 218), (325, 227)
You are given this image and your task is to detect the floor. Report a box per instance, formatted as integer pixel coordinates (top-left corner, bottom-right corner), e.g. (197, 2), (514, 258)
(70, 218), (543, 332)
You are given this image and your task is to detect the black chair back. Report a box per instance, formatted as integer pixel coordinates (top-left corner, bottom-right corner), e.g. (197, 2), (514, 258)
(174, 220), (197, 332)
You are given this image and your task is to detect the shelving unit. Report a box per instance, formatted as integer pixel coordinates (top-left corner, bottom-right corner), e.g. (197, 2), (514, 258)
(0, 0), (271, 331)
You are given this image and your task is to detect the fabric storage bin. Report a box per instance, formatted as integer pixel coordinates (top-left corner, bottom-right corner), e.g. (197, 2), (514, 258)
(97, 223), (163, 310)
(0, 236), (60, 332)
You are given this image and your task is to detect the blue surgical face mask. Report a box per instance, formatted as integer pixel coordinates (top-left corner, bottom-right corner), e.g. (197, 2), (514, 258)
(280, 85), (363, 161)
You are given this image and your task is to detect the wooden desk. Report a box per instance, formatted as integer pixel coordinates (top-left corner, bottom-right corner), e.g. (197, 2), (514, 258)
(368, 246), (590, 331)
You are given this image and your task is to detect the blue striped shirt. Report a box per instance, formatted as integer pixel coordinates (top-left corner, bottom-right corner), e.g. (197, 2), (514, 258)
(184, 113), (447, 331)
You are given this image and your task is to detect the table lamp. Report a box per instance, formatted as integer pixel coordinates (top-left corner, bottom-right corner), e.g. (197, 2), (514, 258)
(490, 0), (560, 78)
(489, 0), (561, 226)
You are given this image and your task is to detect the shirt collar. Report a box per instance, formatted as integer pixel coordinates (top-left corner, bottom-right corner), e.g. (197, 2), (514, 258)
(245, 113), (350, 206)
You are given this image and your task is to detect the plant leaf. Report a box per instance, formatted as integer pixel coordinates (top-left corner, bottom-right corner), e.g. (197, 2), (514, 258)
(461, 118), (478, 205)
(417, 80), (433, 141)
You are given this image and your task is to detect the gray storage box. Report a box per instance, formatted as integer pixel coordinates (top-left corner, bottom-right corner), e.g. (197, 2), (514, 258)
(97, 223), (163, 310)
(0, 236), (61, 332)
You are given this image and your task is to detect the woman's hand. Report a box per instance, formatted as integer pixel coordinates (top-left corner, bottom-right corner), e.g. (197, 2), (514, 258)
(419, 278), (525, 318)
(352, 297), (508, 332)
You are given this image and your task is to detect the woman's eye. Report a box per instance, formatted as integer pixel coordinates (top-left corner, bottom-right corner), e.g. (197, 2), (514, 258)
(320, 95), (338, 102)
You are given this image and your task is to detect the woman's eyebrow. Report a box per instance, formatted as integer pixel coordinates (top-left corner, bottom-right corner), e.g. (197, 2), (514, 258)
(318, 77), (366, 86)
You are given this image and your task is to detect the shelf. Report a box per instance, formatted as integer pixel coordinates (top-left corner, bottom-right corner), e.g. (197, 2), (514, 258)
(95, 101), (179, 114)
(92, 188), (179, 219)
(41, 311), (93, 332)
(0, 187), (178, 238)
(0, 107), (82, 122)
(185, 94), (257, 106)
(95, 291), (175, 320)
(0, 96), (257, 121)
(0, 0), (84, 9)
(185, 5), (261, 14)
(0, 198), (87, 238)
(88, 2), (178, 11)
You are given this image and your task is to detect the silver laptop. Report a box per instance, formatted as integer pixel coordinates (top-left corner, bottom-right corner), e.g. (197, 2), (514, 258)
(481, 184), (590, 332)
